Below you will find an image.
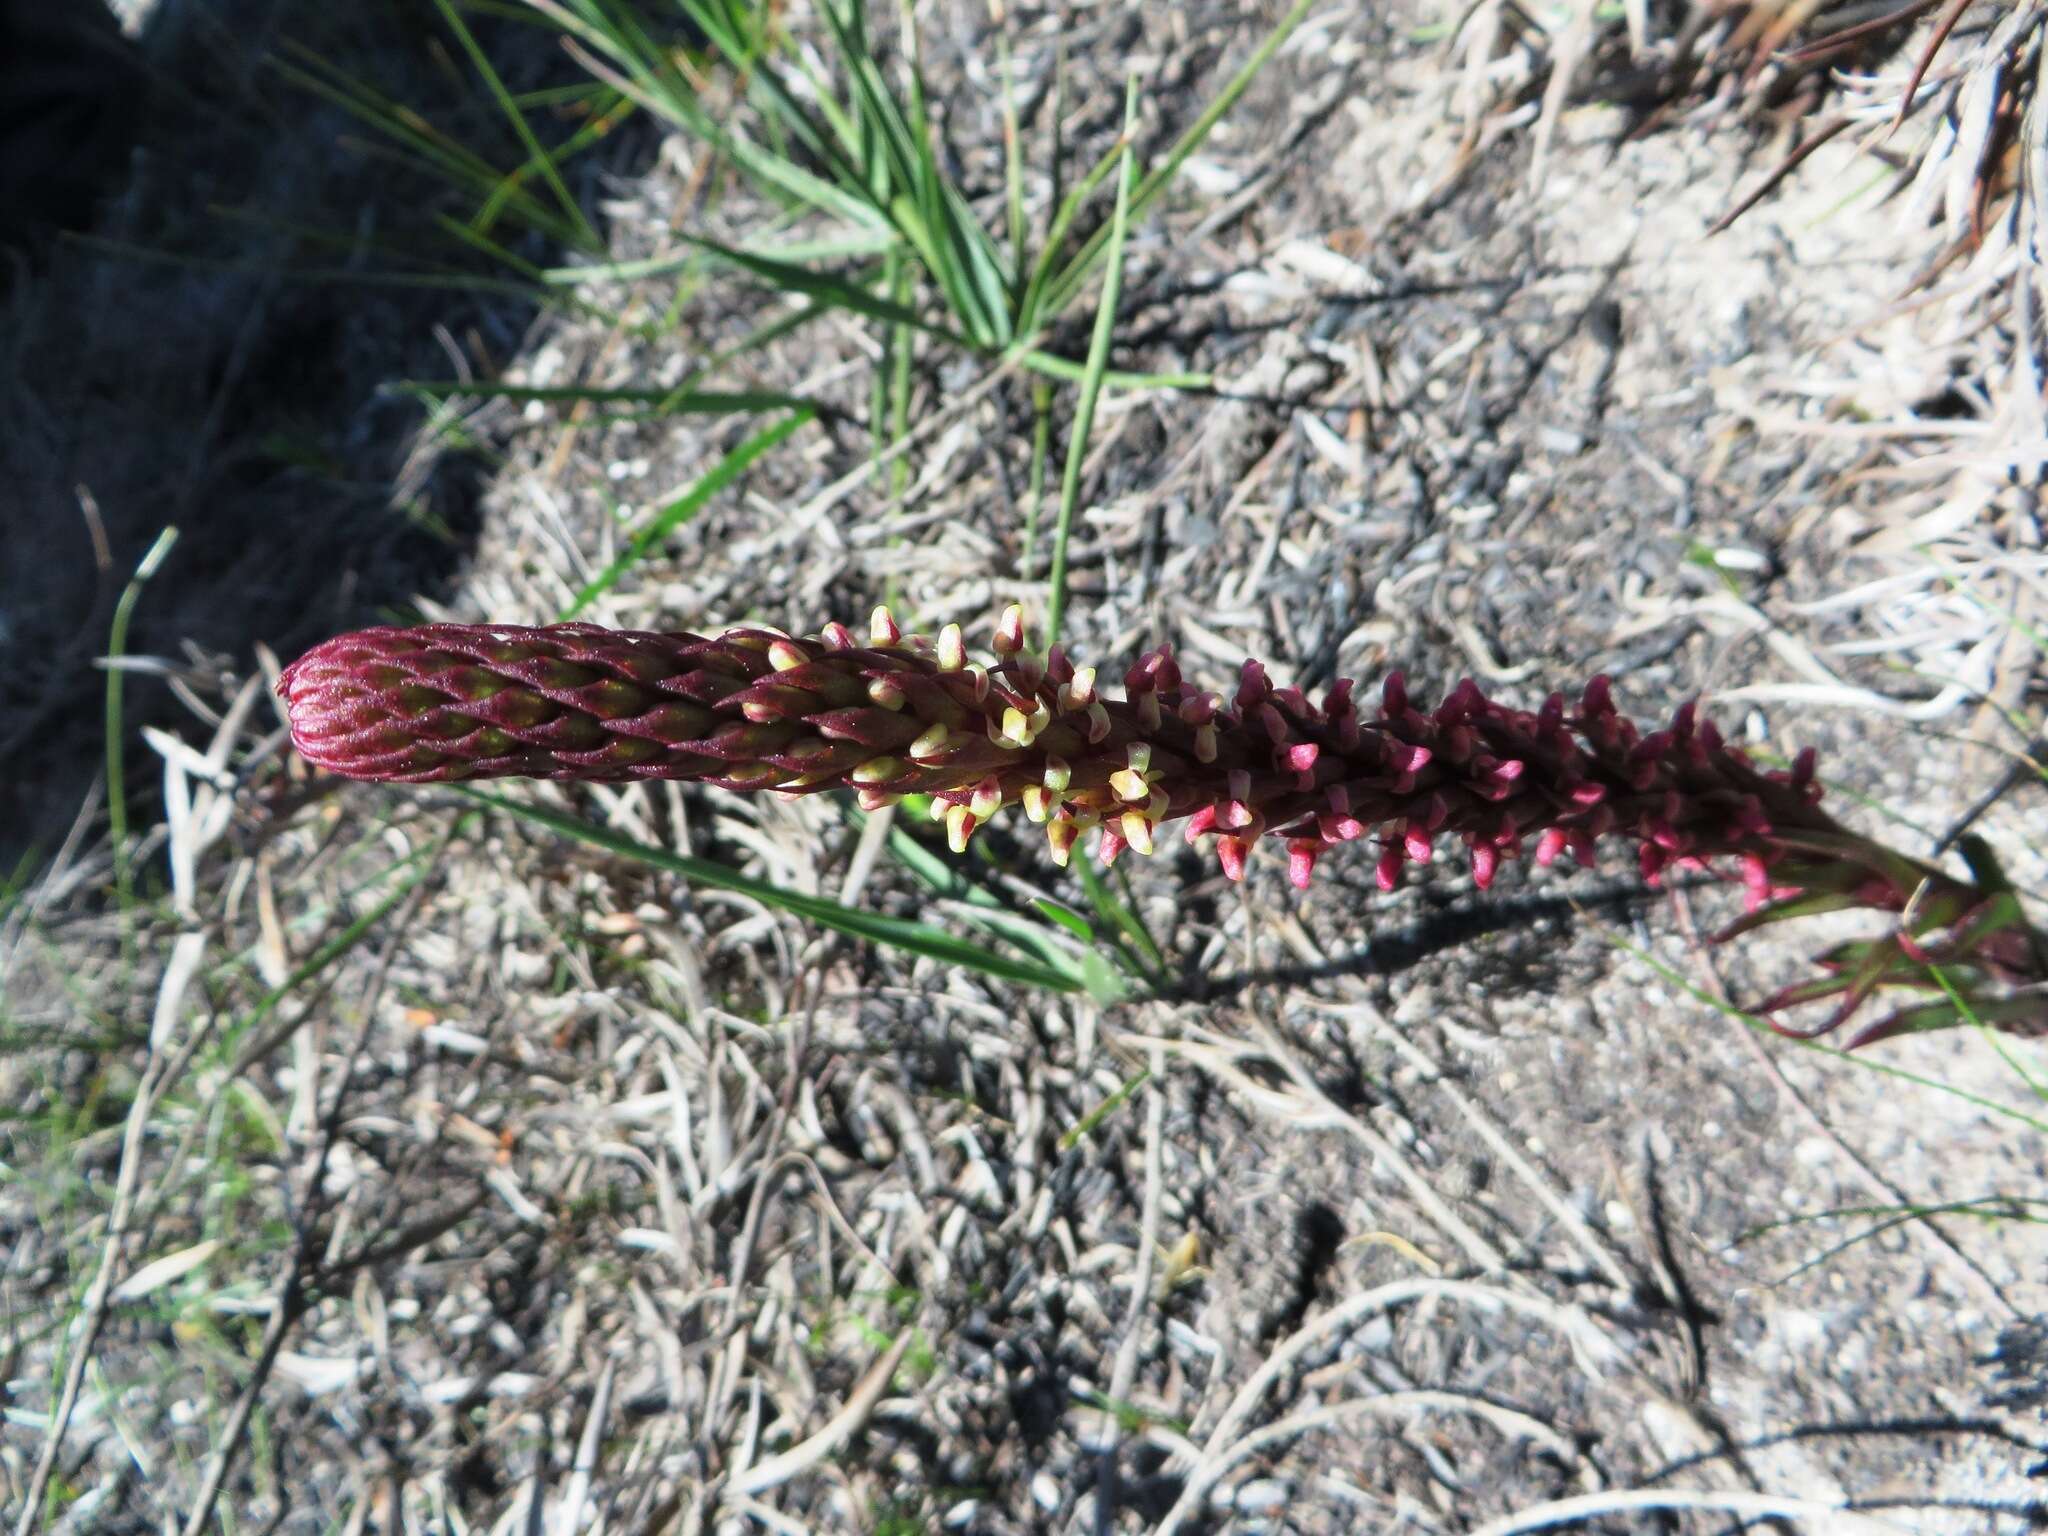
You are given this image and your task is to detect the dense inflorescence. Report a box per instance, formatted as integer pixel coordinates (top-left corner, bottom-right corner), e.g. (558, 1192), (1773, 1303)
(279, 608), (1826, 885)
(280, 608), (2048, 1044)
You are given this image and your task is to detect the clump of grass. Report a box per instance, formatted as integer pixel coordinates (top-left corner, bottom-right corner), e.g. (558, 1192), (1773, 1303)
(517, 0), (1302, 370)
(287, 0), (1308, 473)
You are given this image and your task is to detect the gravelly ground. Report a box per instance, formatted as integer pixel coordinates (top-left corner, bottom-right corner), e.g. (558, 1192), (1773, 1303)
(4, 1), (2047, 1533)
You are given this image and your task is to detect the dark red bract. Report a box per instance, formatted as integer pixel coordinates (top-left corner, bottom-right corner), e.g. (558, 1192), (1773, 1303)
(280, 608), (2048, 1047)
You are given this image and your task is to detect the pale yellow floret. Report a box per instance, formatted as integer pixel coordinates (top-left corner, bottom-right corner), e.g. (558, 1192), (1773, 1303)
(946, 803), (976, 853)
(1063, 667), (1097, 710)
(1121, 811), (1155, 855)
(994, 604), (1026, 655)
(1046, 819), (1079, 866)
(969, 778), (1004, 819)
(1109, 768), (1151, 803)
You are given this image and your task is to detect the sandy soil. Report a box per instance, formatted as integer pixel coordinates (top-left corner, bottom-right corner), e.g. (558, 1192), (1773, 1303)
(4, 1), (2046, 1532)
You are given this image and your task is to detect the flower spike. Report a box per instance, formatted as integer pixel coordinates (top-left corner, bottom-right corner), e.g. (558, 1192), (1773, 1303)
(280, 617), (2048, 1047)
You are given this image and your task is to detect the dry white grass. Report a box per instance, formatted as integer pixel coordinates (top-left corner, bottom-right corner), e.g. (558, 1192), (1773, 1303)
(6, 0), (2048, 1532)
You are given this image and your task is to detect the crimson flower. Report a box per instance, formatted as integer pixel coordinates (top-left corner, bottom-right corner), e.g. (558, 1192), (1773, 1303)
(279, 608), (2048, 1046)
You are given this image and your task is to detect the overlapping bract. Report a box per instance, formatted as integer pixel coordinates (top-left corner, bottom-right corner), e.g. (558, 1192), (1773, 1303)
(279, 609), (2048, 1045)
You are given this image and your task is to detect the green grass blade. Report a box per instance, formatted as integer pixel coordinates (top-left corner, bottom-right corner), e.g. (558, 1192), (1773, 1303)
(430, 211), (556, 283)
(998, 29), (1027, 300)
(397, 380), (818, 415)
(660, 295), (841, 387)
(681, 235), (962, 341)
(430, 0), (602, 248)
(1076, 857), (1166, 984)
(1059, 1068), (1152, 1151)
(1014, 128), (1130, 337)
(1749, 1195), (2048, 1285)
(552, 13), (887, 229)
(460, 789), (1079, 990)
(106, 528), (180, 920)
(817, 0), (923, 193)
(1741, 1194), (2048, 1243)
(824, 0), (1010, 345)
(1015, 351), (1210, 391)
(476, 88), (635, 235)
(224, 827), (458, 1062)
(271, 54), (587, 247)
(543, 226), (895, 301)
(900, 18), (1009, 345)
(862, 812), (1139, 1000)
(886, 258), (913, 495)
(1599, 925), (2048, 1136)
(1926, 962), (2048, 1103)
(1039, 0), (1314, 319)
(560, 408), (815, 619)
(1043, 81), (1136, 648)
(856, 813), (1109, 993)
(1028, 897), (1095, 942)
(1019, 378), (1054, 571)
(939, 180), (1016, 346)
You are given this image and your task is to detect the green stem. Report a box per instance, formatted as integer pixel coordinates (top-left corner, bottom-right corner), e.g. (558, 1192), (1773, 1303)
(1019, 378), (1055, 572)
(107, 528), (181, 923)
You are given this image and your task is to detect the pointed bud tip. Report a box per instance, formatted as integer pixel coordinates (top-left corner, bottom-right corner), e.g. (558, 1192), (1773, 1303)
(994, 604), (1026, 656)
(1218, 836), (1250, 883)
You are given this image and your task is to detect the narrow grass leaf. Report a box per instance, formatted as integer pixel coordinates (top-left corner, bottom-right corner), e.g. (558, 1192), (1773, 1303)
(1020, 379), (1054, 570)
(1059, 1068), (1152, 1151)
(463, 789), (1077, 990)
(107, 528), (180, 921)
(1040, 0), (1315, 319)
(1015, 128), (1132, 336)
(1753, 1196), (2048, 1285)
(854, 815), (1103, 992)
(272, 49), (585, 248)
(224, 824), (459, 1065)
(1926, 962), (2048, 1102)
(1030, 897), (1095, 943)
(1595, 923), (2048, 1136)
(430, 0), (602, 248)
(683, 236), (960, 340)
(561, 408), (814, 619)
(998, 29), (1027, 299)
(476, 90), (634, 236)
(1076, 856), (1166, 983)
(398, 380), (816, 415)
(1044, 81), (1136, 648)
(1016, 351), (1210, 391)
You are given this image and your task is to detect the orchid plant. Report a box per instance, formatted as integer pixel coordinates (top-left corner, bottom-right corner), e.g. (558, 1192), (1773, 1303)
(279, 607), (2048, 1047)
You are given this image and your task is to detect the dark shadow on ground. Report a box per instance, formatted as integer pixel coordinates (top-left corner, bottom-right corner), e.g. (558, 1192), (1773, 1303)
(1175, 875), (1665, 998)
(0, 0), (655, 874)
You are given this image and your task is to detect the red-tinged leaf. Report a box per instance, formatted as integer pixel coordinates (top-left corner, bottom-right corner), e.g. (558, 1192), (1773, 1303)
(1846, 993), (2048, 1049)
(1756, 974), (1857, 1018)
(1713, 888), (1863, 943)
